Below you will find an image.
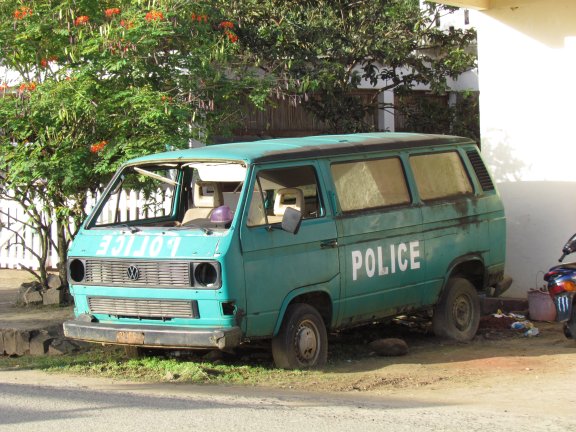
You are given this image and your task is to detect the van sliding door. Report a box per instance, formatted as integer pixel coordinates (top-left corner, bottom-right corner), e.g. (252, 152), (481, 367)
(330, 156), (425, 326)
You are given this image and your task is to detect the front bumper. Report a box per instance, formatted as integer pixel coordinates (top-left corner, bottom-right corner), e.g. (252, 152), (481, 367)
(63, 320), (242, 350)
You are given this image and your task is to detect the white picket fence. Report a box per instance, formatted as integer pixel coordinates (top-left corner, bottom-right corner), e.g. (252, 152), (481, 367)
(0, 198), (53, 270)
(0, 189), (171, 270)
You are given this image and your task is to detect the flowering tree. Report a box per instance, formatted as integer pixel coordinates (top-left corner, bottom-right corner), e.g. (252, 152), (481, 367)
(0, 0), (265, 289)
(0, 0), (476, 292)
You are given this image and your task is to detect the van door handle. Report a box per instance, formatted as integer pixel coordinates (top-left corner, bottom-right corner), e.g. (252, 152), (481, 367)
(321, 239), (338, 249)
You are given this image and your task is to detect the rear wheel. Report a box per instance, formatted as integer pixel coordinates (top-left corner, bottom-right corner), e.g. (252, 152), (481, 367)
(272, 303), (328, 370)
(432, 277), (480, 342)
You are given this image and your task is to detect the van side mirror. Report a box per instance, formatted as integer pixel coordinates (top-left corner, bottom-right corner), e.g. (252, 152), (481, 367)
(281, 207), (302, 234)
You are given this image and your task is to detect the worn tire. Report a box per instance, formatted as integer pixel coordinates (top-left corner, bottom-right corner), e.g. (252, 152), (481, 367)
(432, 277), (480, 342)
(272, 303), (328, 370)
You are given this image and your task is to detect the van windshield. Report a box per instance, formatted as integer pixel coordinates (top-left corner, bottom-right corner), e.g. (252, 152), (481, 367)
(89, 161), (247, 231)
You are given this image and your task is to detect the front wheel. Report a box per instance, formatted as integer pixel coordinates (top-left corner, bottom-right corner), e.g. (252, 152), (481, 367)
(432, 277), (480, 342)
(272, 303), (328, 370)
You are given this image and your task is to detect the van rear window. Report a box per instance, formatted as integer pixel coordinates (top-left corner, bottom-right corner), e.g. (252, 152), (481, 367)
(331, 158), (410, 212)
(410, 152), (473, 201)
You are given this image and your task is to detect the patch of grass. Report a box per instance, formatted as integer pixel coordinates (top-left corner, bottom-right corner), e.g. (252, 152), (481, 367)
(0, 346), (321, 386)
(0, 320), (432, 388)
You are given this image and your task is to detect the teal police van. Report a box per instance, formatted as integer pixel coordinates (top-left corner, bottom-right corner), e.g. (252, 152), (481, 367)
(64, 133), (508, 369)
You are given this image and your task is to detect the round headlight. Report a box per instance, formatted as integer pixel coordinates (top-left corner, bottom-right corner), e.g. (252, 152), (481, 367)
(69, 259), (85, 283)
(194, 262), (218, 287)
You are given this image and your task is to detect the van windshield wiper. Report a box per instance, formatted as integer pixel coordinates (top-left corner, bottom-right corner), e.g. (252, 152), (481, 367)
(118, 224), (141, 233)
(170, 222), (212, 235)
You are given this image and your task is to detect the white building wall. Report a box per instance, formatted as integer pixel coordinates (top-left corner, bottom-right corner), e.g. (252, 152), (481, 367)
(476, 0), (576, 296)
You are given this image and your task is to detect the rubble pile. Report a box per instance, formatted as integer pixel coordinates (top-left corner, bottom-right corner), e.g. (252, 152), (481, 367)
(0, 327), (83, 357)
(16, 274), (65, 306)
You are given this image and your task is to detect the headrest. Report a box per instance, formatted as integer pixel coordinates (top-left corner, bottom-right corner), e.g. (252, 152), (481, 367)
(194, 182), (222, 208)
(274, 188), (304, 216)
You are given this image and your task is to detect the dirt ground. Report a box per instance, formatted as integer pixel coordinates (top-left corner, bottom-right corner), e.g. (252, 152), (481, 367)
(2, 268), (576, 409)
(0, 269), (73, 330)
(303, 317), (576, 395)
(2, 314), (574, 429)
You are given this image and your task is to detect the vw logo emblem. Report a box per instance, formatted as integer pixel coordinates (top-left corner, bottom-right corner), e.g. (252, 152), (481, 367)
(126, 265), (140, 281)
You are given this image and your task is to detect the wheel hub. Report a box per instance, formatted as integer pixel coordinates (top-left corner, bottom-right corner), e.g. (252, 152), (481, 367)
(453, 295), (472, 330)
(295, 320), (318, 362)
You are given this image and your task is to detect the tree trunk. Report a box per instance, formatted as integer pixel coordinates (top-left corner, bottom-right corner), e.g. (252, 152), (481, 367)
(56, 218), (70, 301)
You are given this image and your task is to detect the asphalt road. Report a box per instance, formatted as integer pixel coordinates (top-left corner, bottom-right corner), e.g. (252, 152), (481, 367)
(0, 370), (574, 432)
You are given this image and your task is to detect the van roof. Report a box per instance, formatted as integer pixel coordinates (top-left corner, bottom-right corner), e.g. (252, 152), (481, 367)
(129, 132), (475, 165)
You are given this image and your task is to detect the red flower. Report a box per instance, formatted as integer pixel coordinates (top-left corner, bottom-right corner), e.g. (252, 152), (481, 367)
(13, 7), (32, 20)
(74, 15), (89, 26)
(219, 21), (234, 29)
(18, 82), (36, 93)
(191, 13), (208, 23)
(120, 19), (134, 29)
(90, 140), (108, 153)
(225, 30), (238, 43)
(145, 10), (164, 22)
(105, 8), (121, 17)
(40, 56), (57, 68)
(0, 83), (9, 91)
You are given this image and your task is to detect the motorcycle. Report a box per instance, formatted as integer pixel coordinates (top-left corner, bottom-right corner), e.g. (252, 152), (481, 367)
(544, 233), (576, 339)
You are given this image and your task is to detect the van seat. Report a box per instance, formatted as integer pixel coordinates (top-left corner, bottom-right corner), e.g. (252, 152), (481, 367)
(182, 182), (222, 224)
(273, 188), (304, 217)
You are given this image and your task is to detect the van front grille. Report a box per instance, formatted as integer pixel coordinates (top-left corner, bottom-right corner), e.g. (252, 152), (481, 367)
(83, 259), (191, 288)
(88, 297), (199, 319)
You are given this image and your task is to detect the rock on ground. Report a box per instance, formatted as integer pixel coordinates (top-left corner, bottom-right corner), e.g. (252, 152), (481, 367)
(368, 338), (409, 356)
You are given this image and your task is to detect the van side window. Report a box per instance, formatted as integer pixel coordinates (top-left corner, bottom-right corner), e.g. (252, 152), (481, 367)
(410, 151), (473, 201)
(247, 166), (322, 227)
(331, 158), (410, 212)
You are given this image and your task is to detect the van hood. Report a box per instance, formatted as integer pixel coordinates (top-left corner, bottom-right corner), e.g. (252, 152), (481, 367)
(69, 228), (228, 260)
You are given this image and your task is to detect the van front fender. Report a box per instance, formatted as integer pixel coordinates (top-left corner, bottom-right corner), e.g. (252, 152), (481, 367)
(272, 277), (340, 337)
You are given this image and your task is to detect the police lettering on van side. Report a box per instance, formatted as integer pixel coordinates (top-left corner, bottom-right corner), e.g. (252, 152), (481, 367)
(351, 241), (421, 281)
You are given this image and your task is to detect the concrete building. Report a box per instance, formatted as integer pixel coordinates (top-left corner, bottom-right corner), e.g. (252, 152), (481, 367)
(434, 0), (576, 296)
